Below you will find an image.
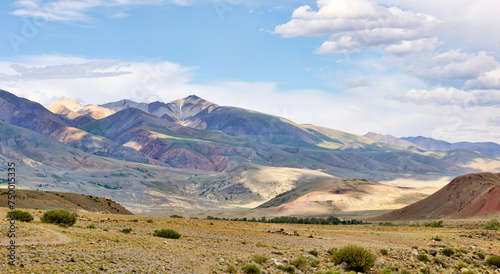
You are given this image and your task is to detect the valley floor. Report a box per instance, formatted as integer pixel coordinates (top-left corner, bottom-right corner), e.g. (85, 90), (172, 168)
(1, 208), (500, 273)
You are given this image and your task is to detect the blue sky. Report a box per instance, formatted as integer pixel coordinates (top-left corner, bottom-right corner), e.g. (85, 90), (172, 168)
(1, 0), (500, 143)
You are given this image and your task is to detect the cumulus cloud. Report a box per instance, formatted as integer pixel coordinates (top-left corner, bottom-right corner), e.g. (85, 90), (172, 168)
(11, 0), (190, 22)
(464, 68), (500, 90)
(405, 50), (499, 81)
(274, 0), (440, 54)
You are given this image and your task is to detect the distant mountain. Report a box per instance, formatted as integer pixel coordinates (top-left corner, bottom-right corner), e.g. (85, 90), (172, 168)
(401, 136), (500, 156)
(2, 88), (500, 213)
(373, 172), (500, 220)
(256, 178), (427, 215)
(364, 132), (423, 149)
(0, 89), (163, 166)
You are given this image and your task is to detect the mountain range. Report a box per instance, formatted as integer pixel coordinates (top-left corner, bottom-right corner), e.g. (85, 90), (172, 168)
(1, 88), (499, 214)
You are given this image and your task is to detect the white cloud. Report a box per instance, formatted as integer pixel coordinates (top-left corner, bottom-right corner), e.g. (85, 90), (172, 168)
(385, 37), (438, 56)
(1, 54), (499, 143)
(388, 87), (500, 107)
(464, 68), (500, 90)
(274, 0), (440, 54)
(11, 0), (190, 22)
(405, 50), (499, 81)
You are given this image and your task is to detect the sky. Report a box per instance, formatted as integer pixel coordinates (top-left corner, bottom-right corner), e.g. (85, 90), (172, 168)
(0, 0), (499, 143)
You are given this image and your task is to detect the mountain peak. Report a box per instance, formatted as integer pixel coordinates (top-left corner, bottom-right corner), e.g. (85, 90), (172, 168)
(48, 98), (83, 112)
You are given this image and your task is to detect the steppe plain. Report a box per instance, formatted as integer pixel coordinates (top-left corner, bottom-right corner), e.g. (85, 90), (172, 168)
(1, 208), (500, 273)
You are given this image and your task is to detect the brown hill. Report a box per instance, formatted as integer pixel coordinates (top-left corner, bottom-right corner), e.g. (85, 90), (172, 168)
(256, 178), (427, 216)
(0, 189), (133, 214)
(374, 172), (500, 220)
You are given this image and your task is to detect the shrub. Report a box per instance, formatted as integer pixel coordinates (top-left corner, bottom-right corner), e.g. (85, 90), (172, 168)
(7, 210), (34, 222)
(251, 254), (268, 264)
(241, 263), (261, 274)
(380, 249), (388, 256)
(41, 209), (76, 226)
(327, 247), (338, 255)
(58, 223), (69, 228)
(424, 220), (443, 228)
(400, 270), (411, 274)
(291, 255), (308, 270)
(433, 257), (445, 265)
(486, 255), (500, 268)
(417, 254), (429, 262)
(309, 249), (319, 256)
(314, 270), (340, 274)
(153, 229), (181, 239)
(379, 222), (396, 226)
(119, 228), (132, 234)
(310, 258), (321, 267)
(473, 252), (485, 259)
(432, 237), (442, 241)
(170, 214), (183, 218)
(226, 264), (237, 273)
(87, 224), (96, 229)
(277, 265), (297, 273)
(380, 270), (391, 274)
(131, 219), (138, 222)
(484, 219), (500, 230)
(331, 245), (377, 272)
(456, 262), (467, 269)
(442, 248), (455, 257)
(146, 219), (153, 223)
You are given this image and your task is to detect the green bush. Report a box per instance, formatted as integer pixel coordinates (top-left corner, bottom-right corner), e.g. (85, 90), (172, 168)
(441, 248), (455, 257)
(331, 245), (377, 273)
(380, 270), (391, 274)
(380, 249), (388, 256)
(170, 214), (183, 218)
(486, 255), (500, 268)
(314, 270), (340, 274)
(291, 255), (308, 270)
(119, 228), (132, 234)
(473, 252), (485, 259)
(241, 263), (261, 274)
(226, 264), (237, 273)
(424, 220), (443, 228)
(433, 257), (445, 265)
(309, 249), (319, 256)
(310, 258), (321, 267)
(379, 222), (396, 226)
(41, 209), (76, 226)
(153, 229), (181, 239)
(7, 210), (34, 222)
(251, 254), (268, 264)
(417, 254), (429, 262)
(484, 219), (500, 230)
(87, 224), (96, 229)
(58, 223), (69, 228)
(456, 262), (467, 269)
(277, 265), (297, 274)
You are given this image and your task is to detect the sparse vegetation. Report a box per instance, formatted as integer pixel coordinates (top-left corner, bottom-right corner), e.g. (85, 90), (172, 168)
(424, 220), (443, 228)
(7, 209), (34, 222)
(473, 252), (485, 259)
(170, 214), (183, 218)
(331, 245), (377, 272)
(380, 248), (388, 256)
(241, 263), (261, 274)
(290, 255), (308, 270)
(153, 229), (181, 239)
(417, 254), (429, 262)
(277, 265), (297, 273)
(486, 255), (500, 268)
(119, 228), (132, 234)
(226, 264), (237, 273)
(251, 254), (268, 264)
(379, 222), (397, 226)
(441, 248), (455, 257)
(87, 224), (96, 229)
(309, 249), (319, 256)
(41, 209), (76, 226)
(484, 219), (500, 230)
